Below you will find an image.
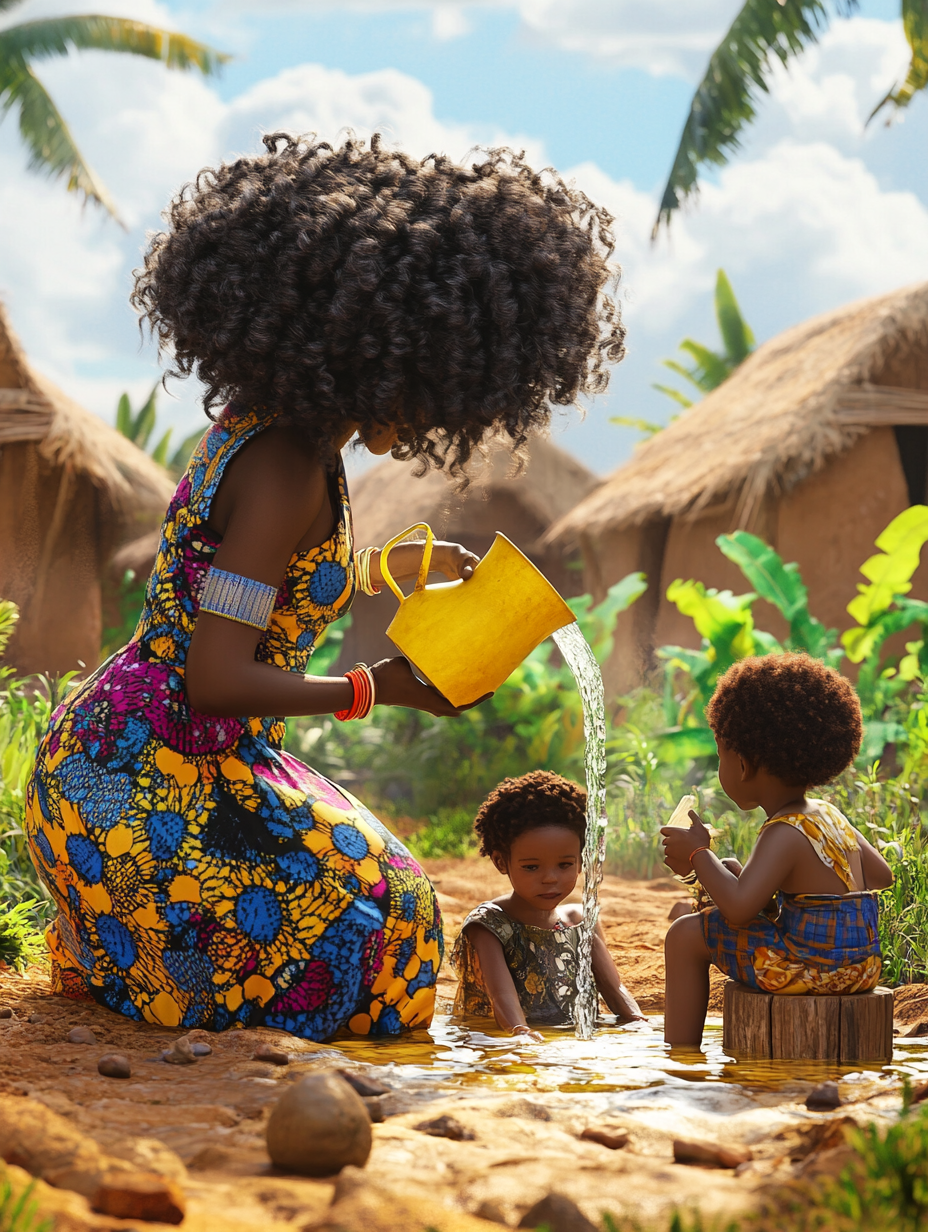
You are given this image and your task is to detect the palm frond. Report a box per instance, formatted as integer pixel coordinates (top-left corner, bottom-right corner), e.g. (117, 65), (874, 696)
(652, 0), (856, 238)
(868, 0), (928, 123)
(648, 386), (694, 411)
(0, 17), (228, 75)
(0, 61), (121, 221)
(714, 269), (755, 364)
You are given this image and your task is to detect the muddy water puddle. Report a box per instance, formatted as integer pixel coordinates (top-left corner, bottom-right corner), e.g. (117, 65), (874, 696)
(327, 1013), (928, 1112)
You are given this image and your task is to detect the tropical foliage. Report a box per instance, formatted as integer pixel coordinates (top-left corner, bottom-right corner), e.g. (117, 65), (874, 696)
(655, 0), (924, 236)
(0, 1), (227, 222)
(115, 384), (203, 477)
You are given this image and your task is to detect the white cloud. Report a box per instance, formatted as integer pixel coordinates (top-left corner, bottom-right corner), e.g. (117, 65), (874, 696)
(432, 5), (470, 40)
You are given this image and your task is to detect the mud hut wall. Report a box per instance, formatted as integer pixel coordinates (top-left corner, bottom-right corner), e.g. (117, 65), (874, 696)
(0, 443), (104, 675)
(777, 426), (928, 639)
(591, 524), (668, 696)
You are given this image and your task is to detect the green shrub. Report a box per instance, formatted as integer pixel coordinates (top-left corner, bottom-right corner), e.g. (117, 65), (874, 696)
(0, 1170), (53, 1232)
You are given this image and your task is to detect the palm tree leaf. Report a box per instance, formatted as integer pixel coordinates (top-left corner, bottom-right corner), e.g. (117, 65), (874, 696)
(150, 428), (173, 468)
(868, 0), (928, 122)
(652, 0), (857, 238)
(133, 383), (159, 449)
(714, 269), (755, 364)
(649, 385), (695, 410)
(0, 17), (228, 75)
(676, 340), (732, 391)
(1, 62), (121, 221)
(115, 392), (132, 438)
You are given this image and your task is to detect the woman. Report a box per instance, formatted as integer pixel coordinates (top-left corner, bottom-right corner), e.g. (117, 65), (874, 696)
(25, 133), (625, 1040)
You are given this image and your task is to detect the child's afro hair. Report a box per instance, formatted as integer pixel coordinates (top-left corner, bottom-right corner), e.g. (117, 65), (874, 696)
(706, 653), (862, 787)
(474, 770), (587, 859)
(131, 132), (626, 478)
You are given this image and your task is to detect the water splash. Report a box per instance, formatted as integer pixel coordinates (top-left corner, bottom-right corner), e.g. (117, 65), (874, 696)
(552, 621), (606, 1041)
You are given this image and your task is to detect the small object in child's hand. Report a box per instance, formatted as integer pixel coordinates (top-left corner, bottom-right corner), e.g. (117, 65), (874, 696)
(673, 1137), (752, 1168)
(667, 794), (698, 829)
(804, 1081), (841, 1111)
(580, 1124), (629, 1150)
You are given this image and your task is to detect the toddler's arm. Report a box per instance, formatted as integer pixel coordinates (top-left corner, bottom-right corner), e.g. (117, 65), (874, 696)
(854, 828), (894, 889)
(466, 925), (544, 1043)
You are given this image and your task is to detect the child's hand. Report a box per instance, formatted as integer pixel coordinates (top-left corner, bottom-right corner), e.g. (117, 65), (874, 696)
(511, 1024), (544, 1044)
(660, 809), (712, 874)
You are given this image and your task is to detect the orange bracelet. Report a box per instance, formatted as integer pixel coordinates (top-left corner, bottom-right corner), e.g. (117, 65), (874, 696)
(335, 664), (376, 721)
(690, 846), (711, 860)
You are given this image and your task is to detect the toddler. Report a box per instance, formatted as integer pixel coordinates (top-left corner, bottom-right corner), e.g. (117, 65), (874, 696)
(452, 770), (644, 1040)
(661, 653), (893, 1047)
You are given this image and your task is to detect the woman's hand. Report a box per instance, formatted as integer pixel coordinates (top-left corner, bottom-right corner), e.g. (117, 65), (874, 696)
(660, 809), (712, 875)
(370, 657), (490, 717)
(370, 540), (480, 587)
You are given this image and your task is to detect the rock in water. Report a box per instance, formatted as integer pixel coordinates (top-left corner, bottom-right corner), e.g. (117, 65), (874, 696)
(68, 1026), (97, 1045)
(266, 1072), (372, 1175)
(805, 1081), (841, 1111)
(518, 1193), (598, 1232)
(336, 1068), (390, 1097)
(98, 1054), (131, 1080)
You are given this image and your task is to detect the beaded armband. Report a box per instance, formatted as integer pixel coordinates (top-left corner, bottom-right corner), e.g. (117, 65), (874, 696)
(199, 567), (278, 630)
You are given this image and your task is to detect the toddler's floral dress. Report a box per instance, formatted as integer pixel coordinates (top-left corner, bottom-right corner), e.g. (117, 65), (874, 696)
(25, 407), (442, 1039)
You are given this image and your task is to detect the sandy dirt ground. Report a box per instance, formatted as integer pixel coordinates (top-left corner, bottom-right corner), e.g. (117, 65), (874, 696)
(0, 861), (918, 1232)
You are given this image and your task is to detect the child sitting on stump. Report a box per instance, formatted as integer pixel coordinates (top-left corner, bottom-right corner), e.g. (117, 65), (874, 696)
(452, 771), (644, 1040)
(661, 653), (893, 1047)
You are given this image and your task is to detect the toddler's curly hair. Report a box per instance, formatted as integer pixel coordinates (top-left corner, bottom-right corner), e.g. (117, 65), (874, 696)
(131, 132), (626, 476)
(474, 770), (587, 859)
(706, 653), (862, 787)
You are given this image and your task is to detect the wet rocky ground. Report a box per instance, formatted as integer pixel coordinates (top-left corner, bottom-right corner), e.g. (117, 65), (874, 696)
(1, 861), (923, 1232)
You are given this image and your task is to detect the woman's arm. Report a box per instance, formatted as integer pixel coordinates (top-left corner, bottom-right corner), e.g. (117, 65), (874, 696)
(855, 829), (894, 890)
(467, 926), (544, 1043)
(186, 430), (474, 719)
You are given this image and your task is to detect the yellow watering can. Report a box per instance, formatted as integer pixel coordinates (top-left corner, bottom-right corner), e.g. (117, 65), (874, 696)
(379, 523), (575, 708)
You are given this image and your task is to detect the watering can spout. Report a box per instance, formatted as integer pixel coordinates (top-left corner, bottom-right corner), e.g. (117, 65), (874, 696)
(379, 524), (575, 708)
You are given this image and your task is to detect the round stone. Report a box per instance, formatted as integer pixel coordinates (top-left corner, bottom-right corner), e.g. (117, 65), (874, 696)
(68, 1026), (97, 1045)
(98, 1053), (131, 1079)
(0, 1006), (13, 1019)
(253, 1043), (289, 1065)
(266, 1072), (372, 1176)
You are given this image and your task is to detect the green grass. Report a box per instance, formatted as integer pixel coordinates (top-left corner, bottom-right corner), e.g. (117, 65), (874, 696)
(0, 1172), (53, 1232)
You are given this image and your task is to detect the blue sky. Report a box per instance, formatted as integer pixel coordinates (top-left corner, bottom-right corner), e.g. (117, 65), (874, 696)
(1, 0), (926, 475)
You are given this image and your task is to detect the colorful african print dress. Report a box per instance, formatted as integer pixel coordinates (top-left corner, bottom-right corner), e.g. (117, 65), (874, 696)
(24, 407), (442, 1039)
(451, 902), (581, 1025)
(701, 801), (881, 995)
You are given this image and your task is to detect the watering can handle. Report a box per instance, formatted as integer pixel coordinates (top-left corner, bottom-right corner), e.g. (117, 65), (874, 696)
(377, 524), (435, 605)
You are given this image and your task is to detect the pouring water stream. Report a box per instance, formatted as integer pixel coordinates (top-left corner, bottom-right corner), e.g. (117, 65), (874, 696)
(551, 621), (607, 1041)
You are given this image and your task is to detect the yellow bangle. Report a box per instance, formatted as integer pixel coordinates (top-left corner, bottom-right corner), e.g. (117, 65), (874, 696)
(355, 547), (381, 597)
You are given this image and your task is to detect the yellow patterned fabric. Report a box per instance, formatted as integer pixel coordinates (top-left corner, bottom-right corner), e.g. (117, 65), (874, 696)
(25, 406), (442, 1038)
(702, 800), (881, 996)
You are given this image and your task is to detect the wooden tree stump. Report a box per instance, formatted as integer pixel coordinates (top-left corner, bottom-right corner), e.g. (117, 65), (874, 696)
(722, 981), (893, 1062)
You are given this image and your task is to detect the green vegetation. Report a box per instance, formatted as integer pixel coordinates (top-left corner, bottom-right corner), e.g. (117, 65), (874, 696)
(0, 1172), (52, 1232)
(0, 1), (226, 223)
(655, 1), (927, 236)
(115, 385), (204, 478)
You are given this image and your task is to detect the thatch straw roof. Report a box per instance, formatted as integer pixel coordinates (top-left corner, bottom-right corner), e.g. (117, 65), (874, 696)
(550, 281), (928, 542)
(349, 433), (599, 549)
(0, 300), (174, 524)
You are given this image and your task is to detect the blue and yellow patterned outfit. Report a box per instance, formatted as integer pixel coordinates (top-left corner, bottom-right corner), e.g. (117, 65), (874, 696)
(25, 407), (442, 1039)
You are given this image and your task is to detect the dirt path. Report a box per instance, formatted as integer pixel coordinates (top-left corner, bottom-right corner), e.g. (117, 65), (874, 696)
(0, 862), (911, 1231)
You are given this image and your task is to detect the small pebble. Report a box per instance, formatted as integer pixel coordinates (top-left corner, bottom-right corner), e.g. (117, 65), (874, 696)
(27, 1014), (46, 1024)
(363, 1096), (384, 1124)
(67, 1026), (97, 1045)
(805, 1081), (841, 1111)
(518, 1193), (598, 1232)
(580, 1125), (629, 1150)
(336, 1068), (390, 1097)
(253, 1042), (289, 1065)
(673, 1138), (752, 1169)
(414, 1114), (475, 1142)
(0, 1007), (12, 1019)
(190, 1040), (212, 1057)
(903, 1020), (928, 1038)
(98, 1053), (131, 1080)
(161, 1036), (197, 1065)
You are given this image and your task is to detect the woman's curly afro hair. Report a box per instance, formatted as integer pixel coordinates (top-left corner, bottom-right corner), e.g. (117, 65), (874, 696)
(131, 132), (626, 474)
(474, 770), (587, 859)
(706, 653), (862, 788)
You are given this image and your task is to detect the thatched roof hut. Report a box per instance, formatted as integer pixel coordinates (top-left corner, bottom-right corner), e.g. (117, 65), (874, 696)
(0, 301), (174, 676)
(549, 281), (928, 691)
(337, 435), (599, 669)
